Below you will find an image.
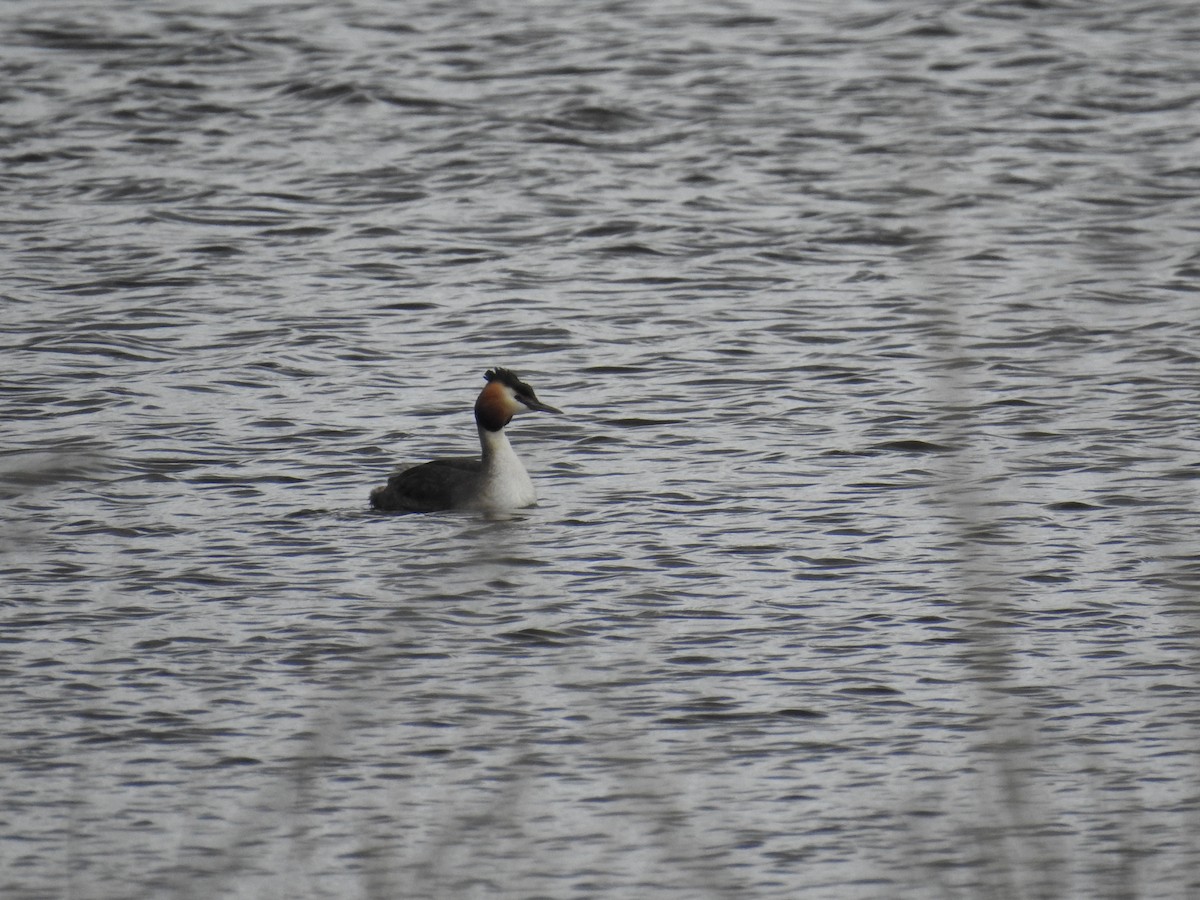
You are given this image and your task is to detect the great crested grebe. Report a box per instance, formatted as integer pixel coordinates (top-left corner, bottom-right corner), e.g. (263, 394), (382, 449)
(369, 367), (561, 513)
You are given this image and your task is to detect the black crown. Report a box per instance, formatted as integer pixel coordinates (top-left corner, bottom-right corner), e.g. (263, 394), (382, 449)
(483, 367), (530, 393)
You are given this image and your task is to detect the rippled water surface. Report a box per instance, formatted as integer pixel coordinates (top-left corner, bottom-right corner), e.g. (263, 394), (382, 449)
(4, 1), (1200, 897)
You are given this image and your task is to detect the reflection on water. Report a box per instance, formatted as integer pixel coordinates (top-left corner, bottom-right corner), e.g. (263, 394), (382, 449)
(3, 0), (1200, 897)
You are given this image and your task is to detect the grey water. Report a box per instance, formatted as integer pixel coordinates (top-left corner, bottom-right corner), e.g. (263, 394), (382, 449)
(3, 0), (1200, 897)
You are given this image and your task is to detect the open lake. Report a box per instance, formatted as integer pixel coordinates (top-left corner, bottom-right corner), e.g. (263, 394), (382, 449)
(3, 1), (1200, 897)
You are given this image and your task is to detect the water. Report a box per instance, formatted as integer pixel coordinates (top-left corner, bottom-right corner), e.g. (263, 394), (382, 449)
(3, 0), (1200, 897)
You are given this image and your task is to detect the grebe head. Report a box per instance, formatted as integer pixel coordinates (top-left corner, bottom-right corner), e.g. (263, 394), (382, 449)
(475, 367), (562, 432)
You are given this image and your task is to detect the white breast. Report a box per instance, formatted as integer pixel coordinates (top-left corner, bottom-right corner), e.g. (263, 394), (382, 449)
(473, 426), (537, 510)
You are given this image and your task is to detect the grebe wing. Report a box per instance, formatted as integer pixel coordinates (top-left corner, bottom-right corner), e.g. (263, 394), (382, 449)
(370, 457), (481, 512)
